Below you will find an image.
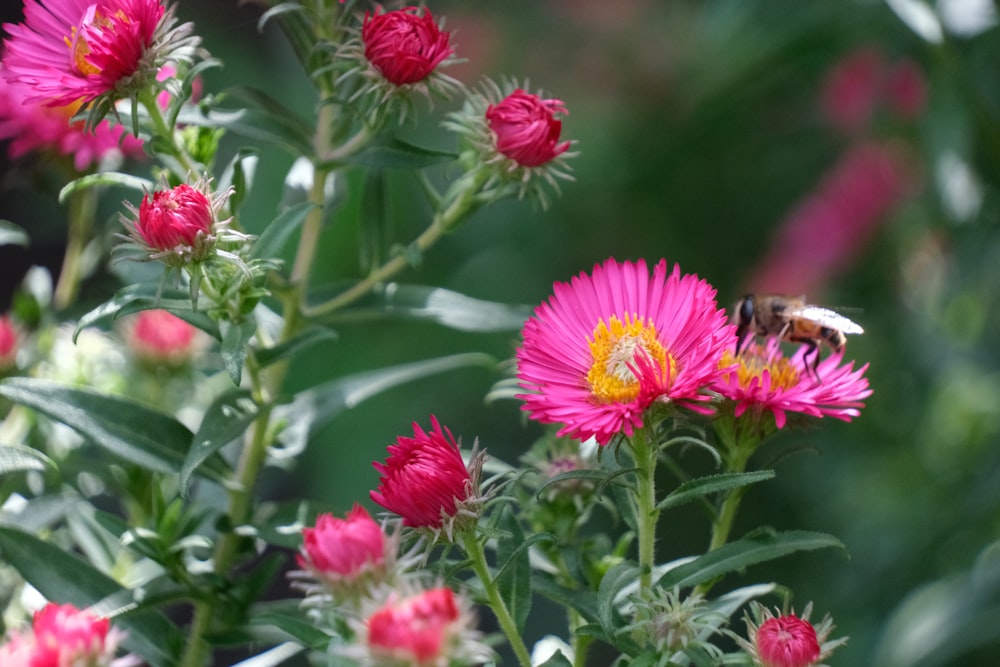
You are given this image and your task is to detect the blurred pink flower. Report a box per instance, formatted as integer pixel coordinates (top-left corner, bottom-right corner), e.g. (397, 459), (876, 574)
(754, 614), (821, 667)
(517, 258), (733, 445)
(362, 6), (454, 86)
(128, 309), (197, 366)
(370, 416), (476, 531)
(486, 89), (571, 167)
(366, 587), (461, 665)
(1, 0), (170, 108)
(745, 141), (917, 296)
(0, 315), (18, 371)
(0, 64), (144, 170)
(883, 59), (927, 121)
(27, 602), (120, 667)
(820, 47), (884, 133)
(298, 504), (386, 584)
(712, 339), (871, 429)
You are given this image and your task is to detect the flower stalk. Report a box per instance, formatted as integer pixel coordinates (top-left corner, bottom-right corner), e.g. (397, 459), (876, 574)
(630, 428), (660, 596)
(53, 187), (98, 311)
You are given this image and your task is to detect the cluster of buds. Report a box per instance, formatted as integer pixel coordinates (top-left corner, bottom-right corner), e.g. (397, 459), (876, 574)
(0, 602), (124, 667)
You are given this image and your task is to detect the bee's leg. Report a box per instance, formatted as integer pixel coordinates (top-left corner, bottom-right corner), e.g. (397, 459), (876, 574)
(804, 340), (821, 382)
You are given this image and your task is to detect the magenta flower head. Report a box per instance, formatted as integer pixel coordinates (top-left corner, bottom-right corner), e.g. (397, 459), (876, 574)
(1, 0), (198, 115)
(362, 587), (489, 667)
(298, 504), (387, 588)
(0, 315), (18, 372)
(127, 309), (198, 367)
(486, 89), (571, 168)
(363, 6), (454, 86)
(370, 416), (484, 539)
(741, 602), (846, 667)
(712, 339), (872, 429)
(445, 80), (575, 207)
(120, 179), (239, 267)
(516, 258), (734, 445)
(25, 602), (123, 667)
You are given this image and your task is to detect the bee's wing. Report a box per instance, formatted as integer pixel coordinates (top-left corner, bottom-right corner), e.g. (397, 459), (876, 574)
(789, 305), (864, 334)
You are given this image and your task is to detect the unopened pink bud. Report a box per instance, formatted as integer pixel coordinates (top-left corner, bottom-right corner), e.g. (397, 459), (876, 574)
(755, 615), (821, 667)
(137, 184), (213, 252)
(299, 504), (386, 581)
(366, 587), (460, 665)
(128, 309), (198, 366)
(363, 7), (454, 86)
(486, 89), (571, 167)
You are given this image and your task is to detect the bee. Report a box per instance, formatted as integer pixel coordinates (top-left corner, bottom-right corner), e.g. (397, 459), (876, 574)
(733, 294), (864, 372)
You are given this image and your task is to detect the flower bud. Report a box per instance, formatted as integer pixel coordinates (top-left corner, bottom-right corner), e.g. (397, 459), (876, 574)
(299, 504), (386, 585)
(0, 315), (18, 372)
(27, 603), (122, 667)
(139, 184), (213, 252)
(363, 7), (454, 86)
(755, 615), (821, 667)
(127, 309), (199, 367)
(486, 89), (571, 167)
(365, 587), (463, 666)
(370, 416), (483, 538)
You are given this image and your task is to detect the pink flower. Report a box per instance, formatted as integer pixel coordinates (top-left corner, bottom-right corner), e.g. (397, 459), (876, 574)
(298, 504), (386, 582)
(1, 0), (177, 108)
(0, 316), (18, 371)
(362, 6), (454, 86)
(883, 59), (927, 120)
(366, 587), (461, 665)
(127, 309), (197, 365)
(0, 65), (144, 171)
(27, 603), (119, 667)
(137, 184), (211, 250)
(755, 615), (821, 667)
(0, 631), (32, 666)
(516, 258), (734, 445)
(712, 339), (871, 429)
(486, 89), (571, 167)
(745, 141), (917, 296)
(820, 47), (884, 133)
(370, 416), (478, 531)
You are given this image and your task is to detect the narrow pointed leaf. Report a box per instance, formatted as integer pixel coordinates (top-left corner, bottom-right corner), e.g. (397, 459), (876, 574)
(249, 600), (335, 650)
(0, 378), (201, 476)
(656, 530), (847, 590)
(74, 283), (220, 342)
(338, 136), (457, 169)
(221, 318), (257, 385)
(0, 220), (29, 247)
(0, 444), (55, 474)
(58, 172), (154, 203)
(250, 201), (316, 260)
(656, 470), (776, 511)
(254, 325), (338, 368)
(180, 389), (259, 496)
(496, 507), (532, 633)
(0, 526), (182, 667)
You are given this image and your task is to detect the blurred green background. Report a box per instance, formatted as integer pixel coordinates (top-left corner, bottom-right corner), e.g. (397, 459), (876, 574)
(3, 0), (1000, 664)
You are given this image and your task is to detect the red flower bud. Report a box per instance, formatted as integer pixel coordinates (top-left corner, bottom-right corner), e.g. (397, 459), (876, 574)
(370, 416), (474, 530)
(137, 184), (213, 252)
(363, 7), (454, 86)
(29, 603), (117, 667)
(755, 615), (821, 667)
(0, 316), (17, 371)
(486, 89), (571, 167)
(366, 587), (461, 665)
(299, 504), (386, 581)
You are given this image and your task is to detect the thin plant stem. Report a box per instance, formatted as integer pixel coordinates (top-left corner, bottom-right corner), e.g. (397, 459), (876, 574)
(461, 532), (533, 667)
(139, 90), (200, 178)
(630, 428), (659, 596)
(53, 188), (98, 311)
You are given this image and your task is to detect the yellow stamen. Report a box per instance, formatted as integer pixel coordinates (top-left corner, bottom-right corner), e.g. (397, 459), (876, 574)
(64, 9), (127, 76)
(722, 349), (800, 390)
(586, 314), (674, 403)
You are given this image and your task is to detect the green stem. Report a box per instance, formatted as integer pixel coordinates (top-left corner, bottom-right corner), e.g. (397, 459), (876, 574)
(53, 188), (98, 311)
(631, 429), (659, 596)
(461, 532), (533, 667)
(139, 90), (200, 178)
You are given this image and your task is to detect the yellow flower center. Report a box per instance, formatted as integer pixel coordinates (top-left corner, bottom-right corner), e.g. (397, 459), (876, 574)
(586, 314), (674, 403)
(722, 349), (800, 390)
(65, 9), (126, 76)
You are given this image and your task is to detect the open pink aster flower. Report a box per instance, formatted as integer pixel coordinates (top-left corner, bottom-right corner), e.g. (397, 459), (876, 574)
(0, 64), (144, 170)
(370, 416), (485, 538)
(712, 339), (871, 429)
(516, 258), (734, 445)
(1, 0), (197, 112)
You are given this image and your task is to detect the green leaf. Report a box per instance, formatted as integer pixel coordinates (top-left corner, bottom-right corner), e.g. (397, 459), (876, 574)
(319, 283), (533, 332)
(0, 378), (202, 476)
(0, 526), (183, 667)
(339, 136), (457, 169)
(249, 600), (335, 650)
(656, 530), (847, 590)
(177, 87), (313, 155)
(180, 389), (259, 497)
(532, 575), (600, 624)
(254, 325), (338, 368)
(218, 147), (261, 212)
(58, 172), (154, 204)
(656, 470), (776, 511)
(597, 561), (640, 634)
(359, 168), (389, 273)
(221, 318), (257, 385)
(495, 507), (532, 634)
(0, 444), (55, 474)
(74, 283), (220, 342)
(0, 220), (29, 247)
(249, 201), (316, 261)
(273, 353), (496, 454)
